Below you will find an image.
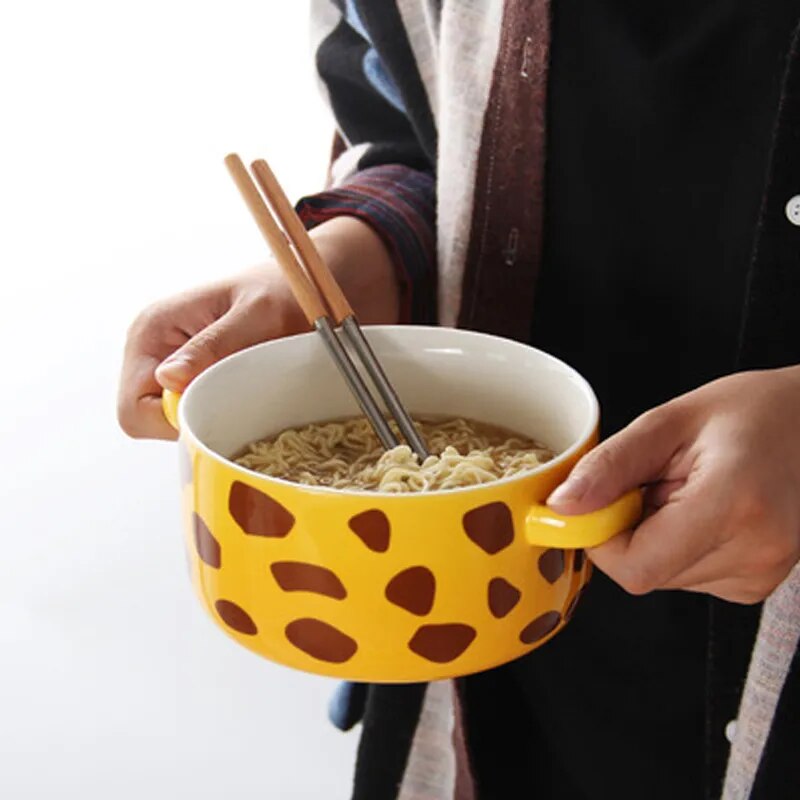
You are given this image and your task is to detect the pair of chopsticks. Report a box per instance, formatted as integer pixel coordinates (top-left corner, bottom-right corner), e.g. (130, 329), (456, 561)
(224, 153), (429, 461)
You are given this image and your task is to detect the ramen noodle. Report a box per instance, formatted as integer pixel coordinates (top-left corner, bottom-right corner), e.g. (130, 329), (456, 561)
(235, 416), (554, 493)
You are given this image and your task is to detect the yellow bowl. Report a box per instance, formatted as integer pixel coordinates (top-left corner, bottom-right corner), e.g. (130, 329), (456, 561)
(164, 325), (640, 682)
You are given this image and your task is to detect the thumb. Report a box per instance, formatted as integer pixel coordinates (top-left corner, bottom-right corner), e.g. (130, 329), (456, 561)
(547, 407), (683, 515)
(155, 310), (255, 391)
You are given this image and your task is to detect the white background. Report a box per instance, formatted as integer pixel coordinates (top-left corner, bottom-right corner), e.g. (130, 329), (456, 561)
(0, 2), (359, 797)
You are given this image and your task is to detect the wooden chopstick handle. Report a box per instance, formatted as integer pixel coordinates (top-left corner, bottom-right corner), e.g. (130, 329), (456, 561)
(251, 158), (354, 324)
(224, 154), (327, 325)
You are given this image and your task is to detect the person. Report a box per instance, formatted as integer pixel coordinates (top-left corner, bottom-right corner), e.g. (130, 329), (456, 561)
(118, 2), (800, 798)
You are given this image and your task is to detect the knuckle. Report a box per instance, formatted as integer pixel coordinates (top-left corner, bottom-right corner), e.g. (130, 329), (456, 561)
(118, 406), (167, 440)
(117, 396), (164, 440)
(751, 576), (780, 602)
(738, 592), (768, 606)
(731, 486), (772, 528)
(635, 405), (669, 433)
(244, 287), (300, 334)
(194, 326), (224, 360)
(616, 565), (658, 596)
(583, 442), (622, 478)
(203, 328), (225, 361)
(716, 588), (758, 605)
(127, 302), (165, 339)
(750, 536), (794, 576)
(632, 402), (680, 442)
(727, 584), (772, 605)
(116, 402), (142, 439)
(242, 286), (274, 314)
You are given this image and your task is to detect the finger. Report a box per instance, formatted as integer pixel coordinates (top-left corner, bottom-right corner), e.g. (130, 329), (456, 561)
(644, 478), (686, 509)
(663, 542), (794, 603)
(118, 353), (177, 440)
(548, 405), (688, 515)
(667, 577), (767, 605)
(658, 538), (741, 591)
(587, 486), (722, 594)
(136, 394), (178, 441)
(154, 305), (271, 391)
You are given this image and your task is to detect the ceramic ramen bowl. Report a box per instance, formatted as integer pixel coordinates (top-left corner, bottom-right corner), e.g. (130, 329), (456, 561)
(162, 325), (641, 682)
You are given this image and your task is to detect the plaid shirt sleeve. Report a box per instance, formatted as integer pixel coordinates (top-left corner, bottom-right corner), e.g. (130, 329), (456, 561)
(296, 165), (436, 324)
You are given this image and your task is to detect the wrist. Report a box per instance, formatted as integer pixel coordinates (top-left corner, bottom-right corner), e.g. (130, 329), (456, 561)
(769, 364), (800, 396)
(783, 363), (800, 383)
(309, 216), (401, 324)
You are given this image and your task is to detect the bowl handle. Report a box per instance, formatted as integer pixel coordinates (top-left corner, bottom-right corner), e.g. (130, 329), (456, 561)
(525, 488), (643, 549)
(162, 389), (182, 431)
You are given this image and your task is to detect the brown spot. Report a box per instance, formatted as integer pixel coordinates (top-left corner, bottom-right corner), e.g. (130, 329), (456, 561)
(193, 513), (221, 569)
(229, 481), (294, 538)
(538, 548), (565, 584)
(520, 610), (562, 645)
(285, 618), (357, 664)
(409, 624), (477, 663)
(270, 562), (347, 600)
(573, 549), (585, 571)
(385, 567), (436, 616)
(215, 599), (257, 635)
(462, 502), (515, 555)
(348, 509), (391, 552)
(488, 578), (521, 618)
(179, 442), (192, 485)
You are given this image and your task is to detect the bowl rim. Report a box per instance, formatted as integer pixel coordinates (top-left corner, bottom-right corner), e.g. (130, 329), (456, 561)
(176, 325), (600, 499)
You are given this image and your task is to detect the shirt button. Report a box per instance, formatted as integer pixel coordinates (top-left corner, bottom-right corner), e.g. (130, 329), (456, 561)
(785, 195), (800, 225)
(725, 720), (738, 744)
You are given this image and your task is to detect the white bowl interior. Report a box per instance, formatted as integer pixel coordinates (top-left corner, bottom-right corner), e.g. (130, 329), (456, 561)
(180, 326), (598, 462)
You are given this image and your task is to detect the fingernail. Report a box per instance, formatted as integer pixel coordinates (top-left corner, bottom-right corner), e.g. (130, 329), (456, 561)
(157, 355), (188, 373)
(548, 476), (589, 508)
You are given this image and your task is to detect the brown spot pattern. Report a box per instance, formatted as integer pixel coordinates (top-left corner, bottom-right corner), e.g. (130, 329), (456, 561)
(520, 610), (561, 645)
(538, 549), (565, 584)
(462, 502), (515, 554)
(348, 509), (391, 552)
(270, 562), (347, 600)
(229, 481), (295, 538)
(215, 599), (257, 635)
(573, 549), (585, 571)
(385, 567), (436, 616)
(285, 618), (358, 664)
(193, 513), (221, 569)
(409, 624), (477, 663)
(488, 578), (521, 618)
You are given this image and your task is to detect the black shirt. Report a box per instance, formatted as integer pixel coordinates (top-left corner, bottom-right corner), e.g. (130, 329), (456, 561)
(534, 1), (796, 435)
(463, 3), (797, 799)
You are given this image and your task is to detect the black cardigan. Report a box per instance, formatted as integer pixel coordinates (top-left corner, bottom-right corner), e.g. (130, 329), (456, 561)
(734, 18), (800, 800)
(312, 6), (800, 798)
